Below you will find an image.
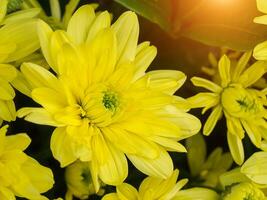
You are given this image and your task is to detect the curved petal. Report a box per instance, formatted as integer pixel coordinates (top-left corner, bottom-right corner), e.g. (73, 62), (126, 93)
(0, 100), (16, 121)
(191, 77), (221, 93)
(218, 55), (231, 87)
(67, 5), (96, 44)
(227, 131), (244, 165)
(112, 11), (139, 65)
(127, 148), (173, 179)
(203, 105), (223, 136)
(5, 133), (31, 151)
(253, 40), (267, 60)
(50, 127), (77, 167)
(117, 183), (139, 200)
(92, 134), (128, 185)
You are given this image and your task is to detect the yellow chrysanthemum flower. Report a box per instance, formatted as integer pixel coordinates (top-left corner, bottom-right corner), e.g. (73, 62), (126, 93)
(188, 52), (267, 165)
(17, 5), (201, 186)
(221, 182), (266, 200)
(0, 0), (39, 123)
(186, 134), (233, 188)
(102, 169), (218, 200)
(65, 160), (104, 200)
(0, 125), (54, 199)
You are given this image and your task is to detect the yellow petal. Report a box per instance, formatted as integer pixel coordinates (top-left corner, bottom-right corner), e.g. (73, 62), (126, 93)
(241, 120), (262, 148)
(17, 107), (63, 126)
(227, 131), (244, 165)
(174, 187), (219, 200)
(49, 0), (61, 21)
(238, 61), (266, 88)
(256, 0), (267, 14)
(254, 15), (267, 25)
(11, 70), (32, 97)
(150, 136), (187, 152)
(50, 127), (77, 167)
(191, 77), (222, 93)
(253, 40), (267, 60)
(241, 151), (267, 185)
(127, 148), (173, 179)
(218, 55), (231, 87)
(0, 186), (15, 200)
(0, 64), (17, 82)
(0, 78), (15, 100)
(102, 193), (120, 200)
(187, 93), (219, 109)
(0, 0), (7, 23)
(0, 19), (39, 62)
(67, 5), (96, 44)
(21, 62), (61, 91)
(133, 42), (157, 80)
(32, 87), (67, 113)
(117, 183), (138, 200)
(21, 157), (54, 193)
(37, 20), (55, 71)
(219, 168), (250, 189)
(5, 133), (31, 151)
(232, 51), (252, 81)
(92, 134), (128, 185)
(102, 126), (159, 159)
(112, 11), (139, 65)
(0, 100), (16, 121)
(86, 11), (111, 43)
(147, 70), (186, 95)
(203, 105), (222, 136)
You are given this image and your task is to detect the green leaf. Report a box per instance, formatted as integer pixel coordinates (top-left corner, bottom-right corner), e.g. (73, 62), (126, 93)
(114, 0), (173, 30)
(115, 0), (267, 51)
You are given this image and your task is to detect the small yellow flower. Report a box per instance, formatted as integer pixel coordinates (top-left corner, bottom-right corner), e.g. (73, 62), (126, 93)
(186, 134), (233, 188)
(188, 53), (267, 165)
(65, 160), (104, 200)
(221, 182), (266, 200)
(17, 5), (201, 186)
(0, 125), (54, 199)
(102, 169), (218, 200)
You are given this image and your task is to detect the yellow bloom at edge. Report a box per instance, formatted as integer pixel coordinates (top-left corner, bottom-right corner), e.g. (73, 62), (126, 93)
(253, 0), (267, 61)
(17, 5), (201, 186)
(0, 125), (54, 200)
(186, 134), (233, 188)
(187, 52), (267, 165)
(0, 0), (40, 123)
(65, 160), (104, 200)
(102, 169), (219, 200)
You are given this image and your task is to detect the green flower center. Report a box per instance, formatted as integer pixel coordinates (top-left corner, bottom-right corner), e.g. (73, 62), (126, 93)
(221, 84), (263, 119)
(7, 0), (23, 13)
(102, 91), (120, 112)
(81, 168), (92, 186)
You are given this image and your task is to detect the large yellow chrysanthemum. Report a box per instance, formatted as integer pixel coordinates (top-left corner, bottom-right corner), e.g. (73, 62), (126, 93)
(102, 169), (218, 200)
(0, 125), (54, 199)
(17, 5), (201, 186)
(188, 52), (267, 165)
(0, 0), (39, 123)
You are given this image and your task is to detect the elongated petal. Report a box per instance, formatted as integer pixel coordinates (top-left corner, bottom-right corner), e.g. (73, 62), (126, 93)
(50, 127), (77, 167)
(238, 61), (266, 88)
(117, 183), (139, 200)
(0, 79), (15, 100)
(218, 55), (231, 87)
(102, 193), (120, 200)
(227, 131), (244, 165)
(21, 157), (54, 193)
(127, 148), (173, 179)
(150, 136), (187, 152)
(92, 134), (128, 185)
(133, 42), (157, 80)
(232, 51), (252, 81)
(174, 187), (219, 200)
(0, 0), (7, 23)
(203, 105), (222, 136)
(0, 64), (17, 82)
(187, 93), (219, 109)
(147, 70), (186, 94)
(11, 70), (32, 97)
(0, 19), (39, 62)
(102, 126), (159, 159)
(112, 11), (139, 65)
(219, 168), (250, 188)
(0, 100), (16, 121)
(191, 77), (222, 93)
(254, 15), (267, 25)
(254, 40), (267, 60)
(241, 120), (261, 148)
(5, 133), (31, 151)
(86, 11), (111, 43)
(17, 107), (63, 126)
